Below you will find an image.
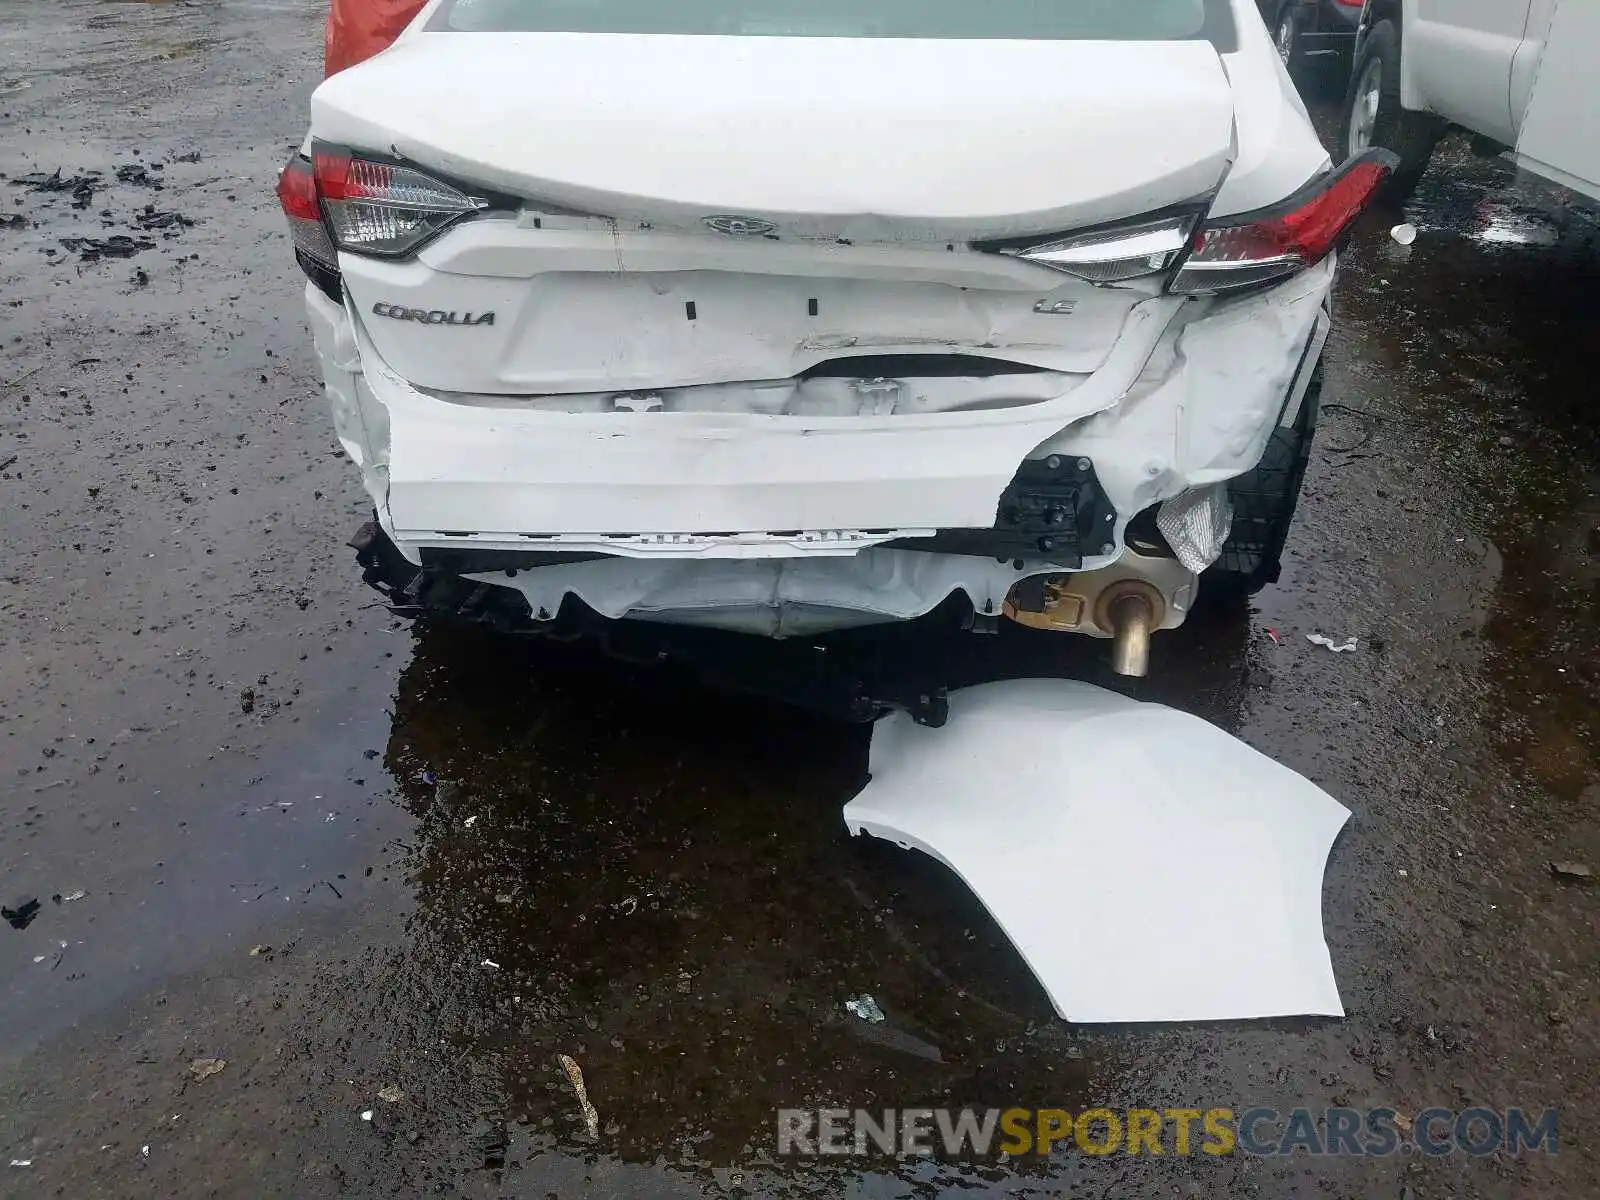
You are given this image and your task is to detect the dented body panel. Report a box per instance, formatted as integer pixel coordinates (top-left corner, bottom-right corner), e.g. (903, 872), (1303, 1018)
(307, 250), (1328, 632)
(296, 0), (1346, 643)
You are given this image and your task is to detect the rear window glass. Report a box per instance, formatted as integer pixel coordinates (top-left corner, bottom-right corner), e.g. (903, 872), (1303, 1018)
(430, 1), (1236, 47)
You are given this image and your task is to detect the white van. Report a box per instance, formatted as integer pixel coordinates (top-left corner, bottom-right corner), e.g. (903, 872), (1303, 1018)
(1342, 0), (1600, 204)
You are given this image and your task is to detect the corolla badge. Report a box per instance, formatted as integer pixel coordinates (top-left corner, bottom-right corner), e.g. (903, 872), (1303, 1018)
(703, 214), (778, 237)
(372, 302), (494, 326)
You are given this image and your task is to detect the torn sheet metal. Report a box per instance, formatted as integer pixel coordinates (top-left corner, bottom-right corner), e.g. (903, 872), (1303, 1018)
(843, 679), (1350, 1023)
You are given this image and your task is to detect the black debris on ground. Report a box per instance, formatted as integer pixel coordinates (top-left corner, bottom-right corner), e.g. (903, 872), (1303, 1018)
(3, 898), (42, 931)
(133, 206), (193, 232)
(115, 163), (164, 188)
(14, 168), (101, 209)
(58, 235), (156, 262)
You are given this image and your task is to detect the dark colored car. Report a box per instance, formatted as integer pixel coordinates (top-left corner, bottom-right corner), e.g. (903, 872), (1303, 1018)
(1257, 0), (1363, 73)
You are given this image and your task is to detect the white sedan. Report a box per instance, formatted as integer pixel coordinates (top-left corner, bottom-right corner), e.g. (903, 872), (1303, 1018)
(278, 0), (1392, 686)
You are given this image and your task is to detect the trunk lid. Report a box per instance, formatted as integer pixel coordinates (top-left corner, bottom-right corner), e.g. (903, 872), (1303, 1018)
(311, 32), (1238, 240)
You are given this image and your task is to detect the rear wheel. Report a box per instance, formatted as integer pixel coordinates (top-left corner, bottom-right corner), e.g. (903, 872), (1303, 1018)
(1341, 19), (1443, 205)
(1273, 3), (1306, 74)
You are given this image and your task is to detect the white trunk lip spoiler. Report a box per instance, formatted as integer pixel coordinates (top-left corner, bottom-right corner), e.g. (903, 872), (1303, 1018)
(844, 679), (1350, 1023)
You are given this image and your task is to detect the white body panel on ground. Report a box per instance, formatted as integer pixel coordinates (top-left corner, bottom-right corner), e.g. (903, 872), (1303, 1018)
(844, 680), (1352, 1023)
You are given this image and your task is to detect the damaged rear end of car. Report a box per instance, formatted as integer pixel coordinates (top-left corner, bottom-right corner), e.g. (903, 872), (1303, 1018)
(280, 0), (1393, 710)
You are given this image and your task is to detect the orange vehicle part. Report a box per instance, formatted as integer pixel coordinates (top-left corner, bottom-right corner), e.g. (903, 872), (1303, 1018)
(325, 0), (428, 78)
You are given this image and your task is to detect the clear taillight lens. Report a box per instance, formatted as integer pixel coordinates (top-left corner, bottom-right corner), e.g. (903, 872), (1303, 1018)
(998, 214), (1196, 283)
(276, 157), (338, 268)
(1170, 150), (1397, 295)
(277, 154), (342, 301)
(313, 147), (484, 258)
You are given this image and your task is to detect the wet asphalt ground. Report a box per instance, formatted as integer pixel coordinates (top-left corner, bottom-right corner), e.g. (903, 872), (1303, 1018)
(2, 4), (1598, 1196)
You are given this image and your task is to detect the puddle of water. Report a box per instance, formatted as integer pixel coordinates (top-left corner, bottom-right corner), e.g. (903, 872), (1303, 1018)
(1472, 201), (1562, 247)
(369, 621), (1114, 1171)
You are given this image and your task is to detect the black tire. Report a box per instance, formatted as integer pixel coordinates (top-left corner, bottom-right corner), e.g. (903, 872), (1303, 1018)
(1340, 19), (1443, 205)
(1272, 2), (1307, 75)
(1205, 363), (1322, 597)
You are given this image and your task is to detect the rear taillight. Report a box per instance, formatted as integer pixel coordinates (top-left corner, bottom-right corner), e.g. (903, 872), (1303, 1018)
(277, 158), (338, 268)
(1000, 214), (1196, 284)
(313, 145), (484, 258)
(1170, 150), (1397, 295)
(277, 154), (342, 301)
(277, 146), (490, 299)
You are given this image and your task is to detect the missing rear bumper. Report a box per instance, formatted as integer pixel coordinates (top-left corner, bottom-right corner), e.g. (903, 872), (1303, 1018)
(350, 517), (954, 725)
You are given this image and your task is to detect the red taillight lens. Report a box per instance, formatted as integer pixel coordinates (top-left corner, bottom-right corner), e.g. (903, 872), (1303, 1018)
(276, 158), (321, 222)
(276, 155), (340, 295)
(1171, 150), (1397, 295)
(313, 143), (483, 258)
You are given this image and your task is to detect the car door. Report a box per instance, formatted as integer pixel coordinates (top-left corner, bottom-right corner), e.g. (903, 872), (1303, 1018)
(1509, 0), (1556, 131)
(1511, 0), (1600, 201)
(1407, 0), (1533, 144)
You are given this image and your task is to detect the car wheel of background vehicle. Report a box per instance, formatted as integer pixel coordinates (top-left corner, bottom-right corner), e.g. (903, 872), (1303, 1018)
(1203, 363), (1322, 598)
(1341, 19), (1443, 205)
(1273, 3), (1306, 73)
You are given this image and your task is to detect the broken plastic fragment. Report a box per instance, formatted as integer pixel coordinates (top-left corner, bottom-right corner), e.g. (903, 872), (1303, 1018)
(3, 898), (41, 930)
(845, 994), (886, 1023)
(1306, 633), (1358, 652)
(360, 1110), (374, 1123)
(843, 679), (1351, 1023)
